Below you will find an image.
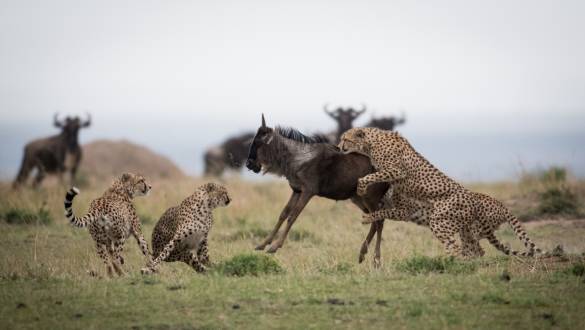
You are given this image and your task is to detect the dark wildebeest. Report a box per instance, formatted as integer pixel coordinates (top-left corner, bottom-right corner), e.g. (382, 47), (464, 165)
(203, 132), (255, 176)
(365, 113), (406, 131)
(13, 113), (91, 188)
(323, 104), (366, 143)
(246, 114), (390, 266)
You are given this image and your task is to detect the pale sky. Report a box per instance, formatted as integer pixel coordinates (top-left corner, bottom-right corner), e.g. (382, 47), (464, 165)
(1, 0), (584, 181)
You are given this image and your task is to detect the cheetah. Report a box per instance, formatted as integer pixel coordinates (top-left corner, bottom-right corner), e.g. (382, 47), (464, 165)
(64, 172), (153, 276)
(141, 182), (231, 274)
(339, 127), (541, 257)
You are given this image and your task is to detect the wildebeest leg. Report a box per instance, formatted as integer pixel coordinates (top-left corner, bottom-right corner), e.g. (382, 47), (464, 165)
(359, 224), (377, 263)
(373, 221), (384, 268)
(267, 191), (313, 253)
(13, 155), (33, 188)
(32, 164), (46, 188)
(255, 191), (300, 251)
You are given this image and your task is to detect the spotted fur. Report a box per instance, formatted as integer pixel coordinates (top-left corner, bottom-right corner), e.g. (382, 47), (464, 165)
(141, 183), (231, 274)
(339, 127), (541, 257)
(63, 173), (153, 276)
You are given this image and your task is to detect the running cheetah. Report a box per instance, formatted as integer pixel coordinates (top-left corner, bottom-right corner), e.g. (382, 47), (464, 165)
(64, 173), (153, 276)
(141, 182), (231, 274)
(339, 127), (541, 257)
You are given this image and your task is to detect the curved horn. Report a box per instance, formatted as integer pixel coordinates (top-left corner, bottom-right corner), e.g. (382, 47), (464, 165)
(354, 103), (367, 115)
(323, 103), (338, 118)
(82, 112), (91, 127)
(397, 111), (406, 125)
(261, 113), (266, 128)
(53, 113), (63, 128)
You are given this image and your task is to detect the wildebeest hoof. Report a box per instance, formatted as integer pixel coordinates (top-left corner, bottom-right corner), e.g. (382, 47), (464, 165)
(266, 246), (279, 254)
(358, 254), (366, 264)
(255, 245), (266, 251)
(373, 258), (381, 269)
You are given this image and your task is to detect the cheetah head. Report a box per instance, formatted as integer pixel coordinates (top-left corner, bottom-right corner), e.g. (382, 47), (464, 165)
(119, 173), (152, 198)
(338, 127), (372, 156)
(201, 182), (231, 208)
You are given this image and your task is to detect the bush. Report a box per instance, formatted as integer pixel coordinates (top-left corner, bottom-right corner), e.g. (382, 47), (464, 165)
(538, 187), (579, 216)
(1, 207), (52, 225)
(214, 254), (284, 276)
(396, 256), (477, 275)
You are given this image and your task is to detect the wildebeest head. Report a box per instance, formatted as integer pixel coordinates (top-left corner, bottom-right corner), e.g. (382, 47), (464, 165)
(323, 104), (366, 133)
(54, 113), (91, 139)
(246, 114), (274, 173)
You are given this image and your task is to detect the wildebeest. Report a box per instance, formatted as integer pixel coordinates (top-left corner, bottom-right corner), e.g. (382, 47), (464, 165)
(13, 113), (91, 188)
(203, 132), (255, 176)
(365, 112), (406, 131)
(323, 104), (367, 143)
(246, 114), (390, 266)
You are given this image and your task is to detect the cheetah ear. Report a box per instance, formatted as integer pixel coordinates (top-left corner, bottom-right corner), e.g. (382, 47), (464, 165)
(121, 173), (133, 182)
(203, 183), (216, 193)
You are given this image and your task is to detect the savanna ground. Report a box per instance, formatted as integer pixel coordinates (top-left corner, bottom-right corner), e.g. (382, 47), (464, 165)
(1, 172), (584, 329)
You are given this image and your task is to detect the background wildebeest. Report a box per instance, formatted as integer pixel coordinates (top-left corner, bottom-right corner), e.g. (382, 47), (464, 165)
(365, 112), (406, 131)
(203, 132), (255, 176)
(323, 104), (367, 143)
(246, 114), (390, 266)
(13, 113), (91, 188)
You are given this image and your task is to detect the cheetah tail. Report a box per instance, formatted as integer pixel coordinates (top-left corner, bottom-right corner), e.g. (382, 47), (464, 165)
(506, 214), (542, 256)
(487, 234), (534, 257)
(64, 187), (93, 228)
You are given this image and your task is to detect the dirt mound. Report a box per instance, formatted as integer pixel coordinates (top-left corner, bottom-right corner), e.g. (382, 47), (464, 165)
(80, 139), (185, 181)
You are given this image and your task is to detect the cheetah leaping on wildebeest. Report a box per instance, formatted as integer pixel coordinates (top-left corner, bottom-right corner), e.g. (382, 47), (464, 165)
(141, 183), (231, 274)
(339, 127), (542, 258)
(64, 173), (153, 276)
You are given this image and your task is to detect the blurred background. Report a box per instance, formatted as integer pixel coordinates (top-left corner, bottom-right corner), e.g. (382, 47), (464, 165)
(1, 0), (584, 182)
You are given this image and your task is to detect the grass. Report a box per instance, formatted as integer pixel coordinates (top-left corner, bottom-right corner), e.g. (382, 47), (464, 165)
(0, 177), (584, 329)
(395, 255), (477, 275)
(1, 207), (52, 225)
(213, 254), (284, 276)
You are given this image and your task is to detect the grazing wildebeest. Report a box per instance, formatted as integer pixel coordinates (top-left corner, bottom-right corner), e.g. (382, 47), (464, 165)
(246, 114), (390, 266)
(365, 113), (406, 131)
(323, 104), (367, 143)
(203, 132), (255, 176)
(13, 113), (91, 188)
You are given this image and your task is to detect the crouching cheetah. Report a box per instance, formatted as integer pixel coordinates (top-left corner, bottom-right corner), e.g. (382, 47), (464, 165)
(64, 173), (153, 276)
(339, 127), (541, 258)
(141, 182), (231, 274)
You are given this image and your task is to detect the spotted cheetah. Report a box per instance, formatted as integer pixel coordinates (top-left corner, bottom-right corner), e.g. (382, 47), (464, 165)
(64, 173), (153, 276)
(141, 182), (231, 274)
(339, 127), (541, 257)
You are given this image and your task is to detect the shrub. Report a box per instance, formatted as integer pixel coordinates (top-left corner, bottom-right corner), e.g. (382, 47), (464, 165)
(537, 187), (579, 216)
(214, 254), (284, 276)
(396, 256), (477, 275)
(1, 207), (52, 225)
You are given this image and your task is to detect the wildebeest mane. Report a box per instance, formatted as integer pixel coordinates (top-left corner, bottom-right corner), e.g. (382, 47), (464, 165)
(275, 126), (329, 144)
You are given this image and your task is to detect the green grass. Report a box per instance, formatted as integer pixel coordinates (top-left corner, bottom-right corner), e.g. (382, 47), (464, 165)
(213, 254), (284, 276)
(1, 207), (53, 225)
(0, 178), (585, 329)
(395, 255), (477, 275)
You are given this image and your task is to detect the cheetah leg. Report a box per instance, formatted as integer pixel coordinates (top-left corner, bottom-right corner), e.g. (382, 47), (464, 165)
(142, 233), (185, 274)
(267, 191), (313, 253)
(95, 243), (114, 277)
(181, 250), (206, 273)
(108, 239), (126, 276)
(362, 207), (411, 224)
(460, 228), (484, 258)
(429, 221), (459, 256)
(357, 168), (405, 196)
(373, 221), (384, 268)
(256, 191), (300, 251)
(197, 237), (210, 266)
(131, 218), (153, 264)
